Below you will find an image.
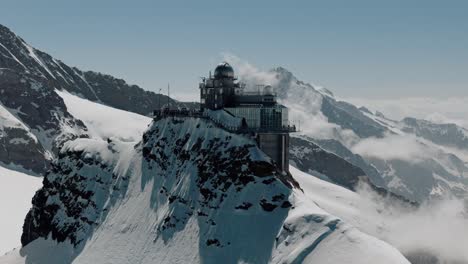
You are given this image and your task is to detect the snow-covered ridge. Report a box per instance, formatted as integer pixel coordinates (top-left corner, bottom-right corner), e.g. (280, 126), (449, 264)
(3, 117), (409, 263)
(56, 90), (151, 142)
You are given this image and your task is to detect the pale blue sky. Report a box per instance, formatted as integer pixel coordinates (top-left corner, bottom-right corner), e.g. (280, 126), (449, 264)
(1, 0), (467, 99)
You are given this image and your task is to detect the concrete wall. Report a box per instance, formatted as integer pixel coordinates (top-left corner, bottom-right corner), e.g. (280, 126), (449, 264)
(257, 133), (289, 172)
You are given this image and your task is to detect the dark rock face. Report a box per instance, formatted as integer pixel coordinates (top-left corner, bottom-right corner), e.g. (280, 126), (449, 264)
(289, 136), (366, 190)
(0, 126), (48, 173)
(311, 138), (386, 188)
(0, 70), (88, 145)
(401, 117), (468, 150)
(21, 141), (127, 246)
(0, 69), (88, 173)
(320, 97), (387, 138)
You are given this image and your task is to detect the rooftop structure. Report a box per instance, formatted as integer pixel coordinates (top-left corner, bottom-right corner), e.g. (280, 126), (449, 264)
(199, 62), (295, 172)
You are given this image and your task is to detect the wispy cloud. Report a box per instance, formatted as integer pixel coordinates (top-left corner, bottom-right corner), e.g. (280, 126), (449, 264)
(345, 97), (468, 129)
(357, 184), (468, 263)
(221, 53), (359, 143)
(222, 53), (279, 90)
(351, 134), (433, 163)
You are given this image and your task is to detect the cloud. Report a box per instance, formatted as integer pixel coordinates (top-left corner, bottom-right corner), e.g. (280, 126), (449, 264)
(222, 53), (279, 90)
(357, 183), (468, 263)
(351, 134), (432, 162)
(221, 53), (360, 144)
(345, 97), (468, 129)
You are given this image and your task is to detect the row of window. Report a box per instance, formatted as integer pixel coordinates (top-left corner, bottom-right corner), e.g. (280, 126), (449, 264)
(201, 88), (224, 95)
(225, 106), (289, 129)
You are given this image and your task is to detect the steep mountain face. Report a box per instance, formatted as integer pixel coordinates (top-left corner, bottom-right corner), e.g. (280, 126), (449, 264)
(289, 136), (365, 190)
(0, 103), (47, 173)
(0, 68), (88, 173)
(0, 24), (188, 114)
(320, 97), (387, 138)
(0, 23), (192, 173)
(311, 138), (385, 187)
(8, 117), (410, 264)
(400, 117), (468, 150)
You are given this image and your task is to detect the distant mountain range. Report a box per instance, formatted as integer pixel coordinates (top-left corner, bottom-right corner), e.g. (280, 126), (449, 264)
(265, 66), (468, 203)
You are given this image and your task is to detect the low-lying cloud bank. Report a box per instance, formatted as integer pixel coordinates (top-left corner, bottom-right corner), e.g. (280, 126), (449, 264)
(351, 134), (433, 163)
(357, 183), (468, 264)
(346, 97), (468, 129)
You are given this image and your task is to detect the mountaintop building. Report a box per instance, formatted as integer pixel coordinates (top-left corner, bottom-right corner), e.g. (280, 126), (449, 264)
(199, 62), (295, 172)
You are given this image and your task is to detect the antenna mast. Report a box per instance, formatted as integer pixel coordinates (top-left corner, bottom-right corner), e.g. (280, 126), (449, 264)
(158, 88), (162, 110)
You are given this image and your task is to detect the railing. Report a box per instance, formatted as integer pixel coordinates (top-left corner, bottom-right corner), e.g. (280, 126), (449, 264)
(153, 109), (202, 119)
(153, 109), (297, 134)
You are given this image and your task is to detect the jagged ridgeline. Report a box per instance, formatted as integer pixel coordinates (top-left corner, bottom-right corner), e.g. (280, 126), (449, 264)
(0, 24), (195, 175)
(21, 117), (300, 263)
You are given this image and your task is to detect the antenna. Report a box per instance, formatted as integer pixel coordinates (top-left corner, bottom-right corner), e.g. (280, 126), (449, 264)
(167, 83), (170, 109)
(158, 88), (162, 110)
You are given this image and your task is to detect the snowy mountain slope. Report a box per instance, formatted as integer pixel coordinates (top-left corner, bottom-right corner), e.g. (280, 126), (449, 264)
(289, 136), (366, 190)
(291, 167), (468, 264)
(273, 169), (411, 264)
(2, 117), (410, 264)
(56, 90), (151, 142)
(0, 165), (42, 255)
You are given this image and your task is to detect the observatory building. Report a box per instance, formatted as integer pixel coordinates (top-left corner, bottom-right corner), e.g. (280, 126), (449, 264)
(199, 62), (295, 172)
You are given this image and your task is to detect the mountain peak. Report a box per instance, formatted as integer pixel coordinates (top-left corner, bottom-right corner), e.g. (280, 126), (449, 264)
(0, 23), (16, 37)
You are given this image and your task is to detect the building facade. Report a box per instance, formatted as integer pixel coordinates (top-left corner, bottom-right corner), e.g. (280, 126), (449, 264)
(199, 62), (295, 172)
